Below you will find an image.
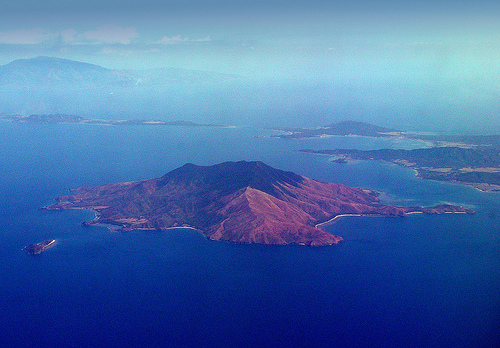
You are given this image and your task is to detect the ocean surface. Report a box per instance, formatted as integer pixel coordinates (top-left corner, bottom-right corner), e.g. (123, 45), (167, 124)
(1, 122), (499, 347)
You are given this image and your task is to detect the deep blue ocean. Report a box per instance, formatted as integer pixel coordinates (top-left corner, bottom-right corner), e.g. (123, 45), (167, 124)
(1, 122), (499, 347)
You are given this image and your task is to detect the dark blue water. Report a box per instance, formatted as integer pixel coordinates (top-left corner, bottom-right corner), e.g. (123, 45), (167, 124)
(1, 122), (499, 347)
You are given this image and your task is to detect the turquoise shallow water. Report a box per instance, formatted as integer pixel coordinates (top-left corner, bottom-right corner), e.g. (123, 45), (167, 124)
(1, 122), (499, 347)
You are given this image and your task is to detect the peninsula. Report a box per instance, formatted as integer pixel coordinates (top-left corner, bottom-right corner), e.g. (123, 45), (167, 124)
(42, 161), (473, 246)
(23, 240), (56, 254)
(301, 147), (500, 192)
(268, 120), (500, 191)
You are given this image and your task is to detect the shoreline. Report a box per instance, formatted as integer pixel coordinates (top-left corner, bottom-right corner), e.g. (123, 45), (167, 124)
(165, 226), (202, 232)
(23, 239), (57, 254)
(315, 214), (366, 228)
(44, 204), (206, 233)
(323, 152), (500, 194)
(315, 208), (471, 229)
(91, 220), (202, 233)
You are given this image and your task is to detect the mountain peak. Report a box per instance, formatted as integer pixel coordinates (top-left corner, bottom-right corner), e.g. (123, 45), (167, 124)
(159, 161), (304, 197)
(6, 56), (108, 70)
(0, 56), (237, 93)
(0, 55), (132, 89)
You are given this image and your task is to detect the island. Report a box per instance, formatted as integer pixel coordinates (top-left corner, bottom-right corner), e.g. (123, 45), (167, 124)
(42, 161), (473, 246)
(0, 113), (227, 128)
(271, 120), (403, 139)
(300, 147), (500, 192)
(23, 240), (56, 254)
(271, 120), (500, 149)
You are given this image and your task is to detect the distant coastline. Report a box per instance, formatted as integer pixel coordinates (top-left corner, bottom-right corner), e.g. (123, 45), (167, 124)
(301, 146), (500, 193)
(269, 120), (402, 139)
(281, 121), (500, 192)
(0, 113), (230, 128)
(271, 120), (500, 149)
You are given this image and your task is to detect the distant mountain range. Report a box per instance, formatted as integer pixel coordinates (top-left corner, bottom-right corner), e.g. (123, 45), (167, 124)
(43, 161), (473, 246)
(0, 56), (238, 90)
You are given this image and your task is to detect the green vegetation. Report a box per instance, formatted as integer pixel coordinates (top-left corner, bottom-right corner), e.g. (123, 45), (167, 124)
(301, 147), (500, 187)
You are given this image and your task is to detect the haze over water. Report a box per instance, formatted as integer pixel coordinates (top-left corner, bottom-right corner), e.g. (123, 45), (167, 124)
(0, 1), (499, 134)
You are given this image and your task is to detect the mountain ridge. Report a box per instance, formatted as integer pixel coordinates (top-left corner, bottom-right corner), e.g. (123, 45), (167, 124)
(0, 56), (238, 90)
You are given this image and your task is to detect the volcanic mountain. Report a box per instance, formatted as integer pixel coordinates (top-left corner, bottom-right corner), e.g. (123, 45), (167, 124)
(43, 161), (473, 246)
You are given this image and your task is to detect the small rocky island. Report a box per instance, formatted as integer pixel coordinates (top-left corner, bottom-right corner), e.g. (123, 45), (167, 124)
(43, 161), (473, 246)
(23, 240), (56, 254)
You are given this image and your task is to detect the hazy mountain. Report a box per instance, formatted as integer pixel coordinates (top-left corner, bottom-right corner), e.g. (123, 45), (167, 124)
(0, 56), (135, 89)
(0, 56), (242, 119)
(274, 120), (401, 139)
(0, 56), (238, 91)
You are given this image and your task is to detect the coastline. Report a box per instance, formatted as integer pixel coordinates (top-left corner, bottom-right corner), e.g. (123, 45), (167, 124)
(301, 143), (500, 194)
(45, 205), (204, 233)
(315, 214), (366, 228)
(330, 153), (500, 194)
(0, 114), (231, 129)
(409, 166), (500, 193)
(165, 226), (202, 232)
(23, 239), (57, 254)
(315, 207), (472, 229)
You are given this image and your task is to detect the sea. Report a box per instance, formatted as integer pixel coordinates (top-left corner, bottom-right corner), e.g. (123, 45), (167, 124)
(0, 121), (499, 348)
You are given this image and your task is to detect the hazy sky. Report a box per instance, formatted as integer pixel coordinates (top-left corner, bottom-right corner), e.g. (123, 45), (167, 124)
(0, 0), (499, 79)
(0, 1), (499, 133)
